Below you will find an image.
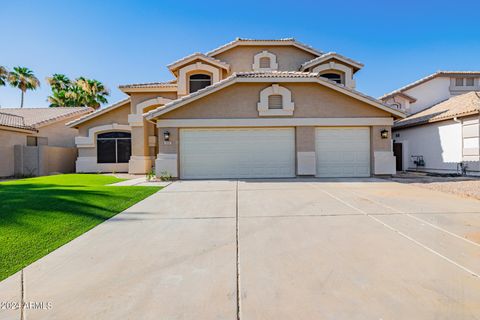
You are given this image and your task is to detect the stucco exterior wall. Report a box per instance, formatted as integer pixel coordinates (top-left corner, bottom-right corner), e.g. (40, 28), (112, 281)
(0, 130), (27, 177)
(394, 120), (462, 172)
(213, 46), (317, 73)
(404, 77), (451, 114)
(461, 115), (480, 174)
(129, 92), (178, 114)
(77, 103), (130, 136)
(36, 114), (82, 147)
(13, 145), (76, 176)
(75, 102), (131, 173)
(160, 82), (391, 119)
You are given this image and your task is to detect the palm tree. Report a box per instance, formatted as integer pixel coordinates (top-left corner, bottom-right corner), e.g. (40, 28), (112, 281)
(0, 66), (9, 86)
(47, 75), (109, 109)
(76, 77), (109, 109)
(8, 67), (40, 108)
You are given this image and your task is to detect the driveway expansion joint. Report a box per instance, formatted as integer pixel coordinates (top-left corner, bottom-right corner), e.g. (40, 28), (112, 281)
(235, 180), (241, 320)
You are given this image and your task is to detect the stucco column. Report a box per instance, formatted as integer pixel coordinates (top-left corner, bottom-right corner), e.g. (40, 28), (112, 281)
(296, 126), (316, 175)
(128, 114), (153, 174)
(371, 126), (396, 175)
(155, 127), (178, 178)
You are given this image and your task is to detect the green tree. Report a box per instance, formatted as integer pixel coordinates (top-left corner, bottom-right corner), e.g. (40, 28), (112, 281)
(0, 66), (8, 86)
(47, 74), (109, 109)
(76, 77), (109, 109)
(8, 67), (40, 108)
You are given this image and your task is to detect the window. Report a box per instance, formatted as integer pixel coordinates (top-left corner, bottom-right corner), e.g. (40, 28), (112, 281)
(268, 95), (283, 109)
(259, 57), (271, 69)
(320, 73), (343, 84)
(466, 78), (475, 86)
(26, 136), (37, 146)
(97, 132), (131, 164)
(455, 78), (464, 86)
(189, 74), (212, 93)
(26, 136), (47, 146)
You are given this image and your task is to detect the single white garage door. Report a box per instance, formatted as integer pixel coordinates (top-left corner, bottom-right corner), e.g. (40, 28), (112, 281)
(180, 128), (295, 179)
(315, 127), (370, 177)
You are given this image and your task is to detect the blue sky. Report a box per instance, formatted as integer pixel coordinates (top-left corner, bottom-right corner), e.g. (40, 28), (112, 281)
(1, 0), (479, 108)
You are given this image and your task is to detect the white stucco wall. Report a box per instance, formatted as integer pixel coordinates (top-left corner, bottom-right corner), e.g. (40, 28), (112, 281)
(404, 77), (451, 114)
(394, 120), (462, 172)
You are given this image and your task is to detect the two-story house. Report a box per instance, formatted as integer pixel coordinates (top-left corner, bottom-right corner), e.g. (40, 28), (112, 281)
(381, 71), (480, 176)
(68, 38), (404, 179)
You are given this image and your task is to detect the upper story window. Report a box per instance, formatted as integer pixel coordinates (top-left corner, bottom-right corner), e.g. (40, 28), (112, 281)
(97, 132), (131, 164)
(252, 51), (278, 71)
(455, 77), (475, 87)
(320, 73), (343, 84)
(189, 74), (212, 93)
(268, 95), (283, 109)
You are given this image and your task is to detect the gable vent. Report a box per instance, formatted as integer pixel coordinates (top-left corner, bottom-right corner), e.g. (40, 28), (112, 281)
(259, 57), (271, 69)
(268, 95), (283, 109)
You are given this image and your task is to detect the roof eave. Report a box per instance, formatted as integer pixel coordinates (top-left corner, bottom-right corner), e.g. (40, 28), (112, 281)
(0, 124), (37, 133)
(146, 75), (405, 120)
(67, 99), (131, 128)
(207, 39), (323, 57)
(119, 86), (178, 94)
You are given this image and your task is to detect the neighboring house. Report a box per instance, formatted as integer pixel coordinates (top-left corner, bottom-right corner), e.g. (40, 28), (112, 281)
(68, 38), (405, 179)
(0, 107), (92, 177)
(380, 71), (480, 175)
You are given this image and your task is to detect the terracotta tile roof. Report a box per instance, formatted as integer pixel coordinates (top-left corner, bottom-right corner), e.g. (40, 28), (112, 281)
(167, 52), (230, 71)
(118, 81), (177, 89)
(300, 52), (364, 71)
(236, 71), (319, 78)
(206, 38), (323, 57)
(380, 71), (480, 100)
(145, 71), (405, 120)
(394, 91), (480, 129)
(0, 107), (92, 128)
(67, 98), (130, 127)
(0, 112), (36, 131)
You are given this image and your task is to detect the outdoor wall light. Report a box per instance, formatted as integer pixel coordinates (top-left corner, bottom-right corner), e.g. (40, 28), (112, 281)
(380, 129), (389, 139)
(163, 130), (170, 142)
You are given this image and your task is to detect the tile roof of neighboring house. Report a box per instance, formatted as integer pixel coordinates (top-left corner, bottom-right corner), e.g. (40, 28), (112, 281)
(206, 38), (323, 57)
(67, 98), (130, 127)
(145, 71), (405, 120)
(380, 71), (480, 100)
(118, 81), (177, 89)
(167, 52), (230, 71)
(394, 91), (480, 129)
(0, 112), (36, 131)
(0, 107), (92, 129)
(300, 52), (364, 71)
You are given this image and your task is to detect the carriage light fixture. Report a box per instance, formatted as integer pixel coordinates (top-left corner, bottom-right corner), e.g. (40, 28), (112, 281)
(380, 129), (389, 139)
(163, 130), (170, 142)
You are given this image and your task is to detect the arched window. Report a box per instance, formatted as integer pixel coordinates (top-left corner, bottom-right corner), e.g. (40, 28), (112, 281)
(189, 74), (212, 93)
(320, 73), (343, 84)
(268, 94), (283, 109)
(97, 132), (131, 164)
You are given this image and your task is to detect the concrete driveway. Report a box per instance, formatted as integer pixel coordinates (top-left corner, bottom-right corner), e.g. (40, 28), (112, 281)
(1, 178), (480, 319)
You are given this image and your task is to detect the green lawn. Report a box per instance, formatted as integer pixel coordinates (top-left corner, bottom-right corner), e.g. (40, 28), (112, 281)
(0, 174), (161, 281)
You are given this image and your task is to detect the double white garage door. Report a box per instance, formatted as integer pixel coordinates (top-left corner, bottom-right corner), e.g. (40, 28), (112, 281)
(179, 128), (370, 179)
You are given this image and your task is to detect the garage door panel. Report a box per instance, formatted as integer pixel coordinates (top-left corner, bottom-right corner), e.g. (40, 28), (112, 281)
(316, 127), (370, 178)
(180, 128), (295, 179)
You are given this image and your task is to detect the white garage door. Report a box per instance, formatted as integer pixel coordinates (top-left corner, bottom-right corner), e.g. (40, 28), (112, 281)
(315, 127), (370, 177)
(180, 128), (295, 179)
